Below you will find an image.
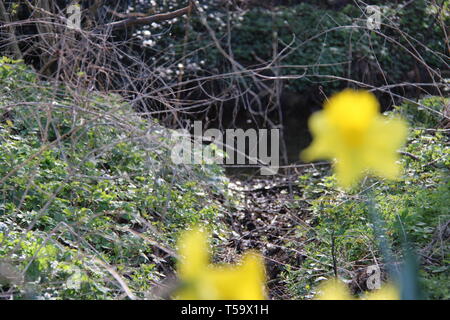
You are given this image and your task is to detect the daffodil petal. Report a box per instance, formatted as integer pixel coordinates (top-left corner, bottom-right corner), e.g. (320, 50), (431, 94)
(363, 117), (408, 179)
(316, 278), (353, 300)
(177, 227), (209, 280)
(175, 228), (266, 300)
(315, 279), (400, 300)
(364, 283), (400, 300)
(334, 150), (367, 188)
(301, 111), (336, 161)
(235, 252), (266, 299)
(202, 252), (266, 300)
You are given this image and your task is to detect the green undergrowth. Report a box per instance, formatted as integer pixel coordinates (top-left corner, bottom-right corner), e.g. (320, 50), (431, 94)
(0, 57), (229, 299)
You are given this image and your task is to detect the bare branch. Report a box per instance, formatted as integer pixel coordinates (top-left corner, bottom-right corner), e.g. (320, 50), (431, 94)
(103, 1), (195, 31)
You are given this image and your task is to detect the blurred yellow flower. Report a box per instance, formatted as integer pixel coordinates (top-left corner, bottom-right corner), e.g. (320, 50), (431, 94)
(315, 278), (353, 300)
(301, 89), (408, 188)
(175, 227), (266, 300)
(316, 278), (400, 300)
(363, 283), (400, 300)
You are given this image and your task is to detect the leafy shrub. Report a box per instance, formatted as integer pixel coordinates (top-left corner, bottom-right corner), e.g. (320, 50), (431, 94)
(0, 58), (229, 299)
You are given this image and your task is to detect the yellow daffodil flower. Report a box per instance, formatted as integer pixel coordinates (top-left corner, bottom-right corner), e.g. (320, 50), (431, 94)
(301, 89), (408, 188)
(175, 227), (266, 300)
(315, 278), (354, 300)
(363, 283), (400, 300)
(315, 278), (400, 300)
